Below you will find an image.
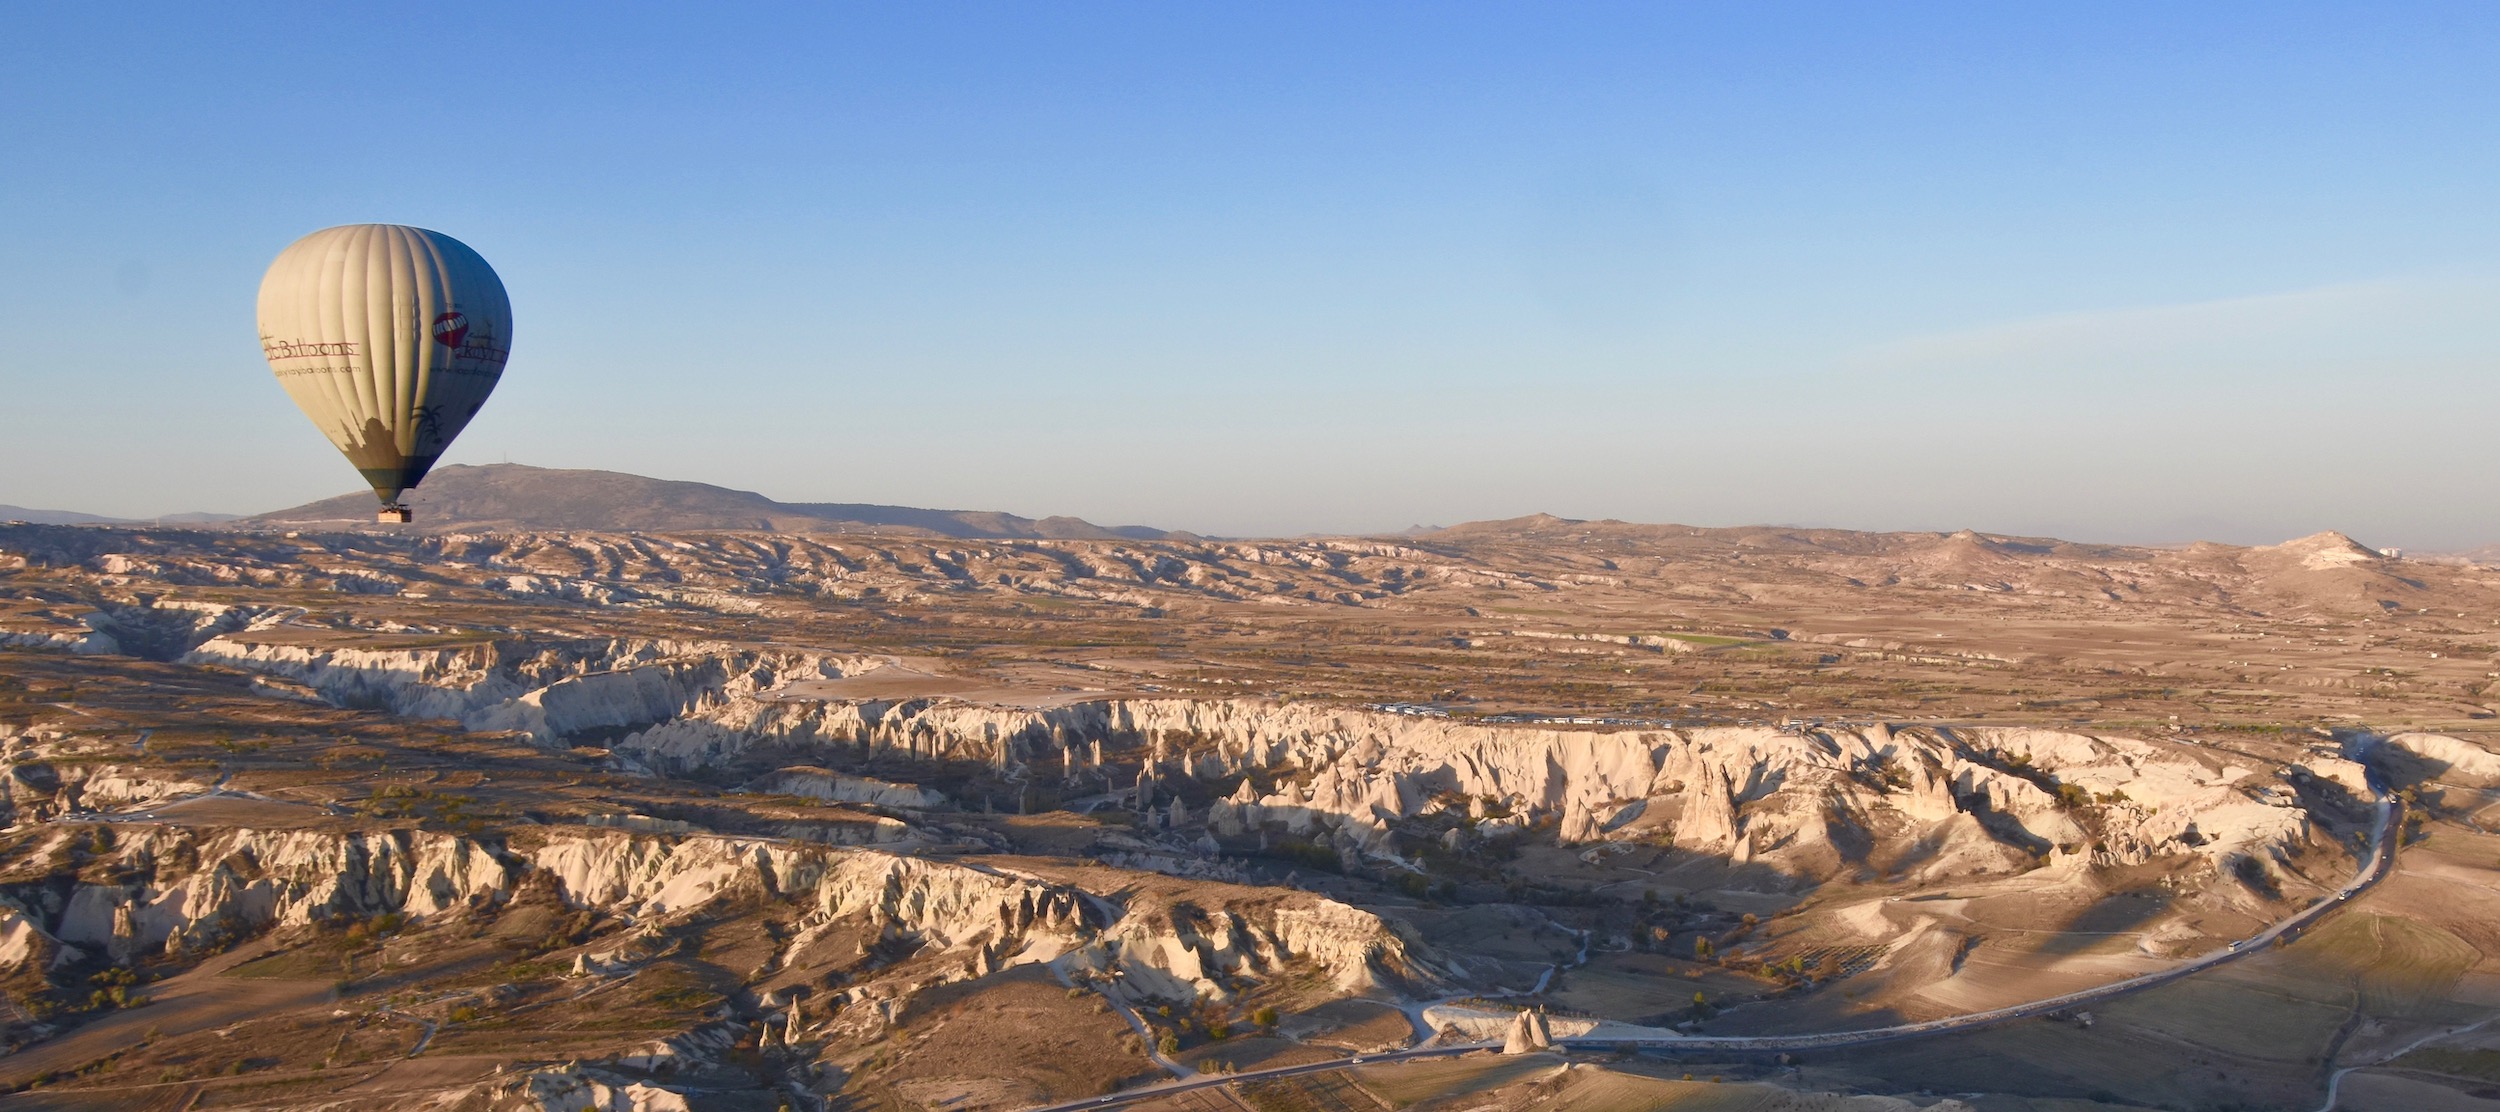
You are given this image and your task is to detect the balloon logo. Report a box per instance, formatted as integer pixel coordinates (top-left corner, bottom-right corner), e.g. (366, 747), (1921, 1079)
(431, 312), (470, 349)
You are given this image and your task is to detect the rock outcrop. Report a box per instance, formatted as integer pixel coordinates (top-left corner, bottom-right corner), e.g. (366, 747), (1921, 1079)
(1068, 877), (1441, 1002)
(0, 823), (1431, 1025)
(744, 767), (946, 810)
(0, 748), (216, 828)
(2378, 732), (2500, 787)
(498, 1063), (694, 1111)
(183, 634), (875, 743)
(89, 616), (2377, 892)
(580, 689), (2347, 884)
(1, 826), (512, 964)
(1501, 1007), (1555, 1054)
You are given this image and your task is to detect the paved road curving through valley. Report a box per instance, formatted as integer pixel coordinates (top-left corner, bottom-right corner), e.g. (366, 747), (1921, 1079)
(1024, 795), (2402, 1112)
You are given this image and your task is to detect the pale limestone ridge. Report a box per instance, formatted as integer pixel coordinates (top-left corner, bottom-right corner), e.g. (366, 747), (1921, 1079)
(66, 631), (2388, 916)
(2377, 731), (2500, 787)
(584, 684), (2338, 884)
(743, 766), (947, 809)
(4, 826), (512, 965)
(502, 1062), (694, 1111)
(0, 732), (215, 827)
(113, 613), (2372, 889)
(1068, 878), (1442, 1001)
(13, 625), (2368, 920)
(0, 824), (1429, 1019)
(181, 634), (883, 741)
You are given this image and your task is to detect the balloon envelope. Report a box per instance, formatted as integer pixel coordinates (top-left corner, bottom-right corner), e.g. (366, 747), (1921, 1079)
(256, 224), (512, 505)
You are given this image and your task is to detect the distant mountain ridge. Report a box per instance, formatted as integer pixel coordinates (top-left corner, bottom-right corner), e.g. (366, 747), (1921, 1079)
(17, 473), (2490, 560)
(0, 505), (239, 526)
(0, 505), (126, 526)
(248, 464), (1193, 540)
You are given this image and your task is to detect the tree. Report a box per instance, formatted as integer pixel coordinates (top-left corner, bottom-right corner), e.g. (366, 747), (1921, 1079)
(1252, 1006), (1278, 1028)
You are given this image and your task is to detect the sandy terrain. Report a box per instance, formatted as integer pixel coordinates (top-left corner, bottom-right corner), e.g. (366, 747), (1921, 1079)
(2, 518), (2498, 1108)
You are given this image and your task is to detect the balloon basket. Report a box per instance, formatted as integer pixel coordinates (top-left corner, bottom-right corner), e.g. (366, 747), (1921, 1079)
(376, 505), (413, 524)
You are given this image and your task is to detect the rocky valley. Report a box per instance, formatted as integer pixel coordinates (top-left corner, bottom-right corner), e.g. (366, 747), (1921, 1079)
(5, 515), (2500, 1111)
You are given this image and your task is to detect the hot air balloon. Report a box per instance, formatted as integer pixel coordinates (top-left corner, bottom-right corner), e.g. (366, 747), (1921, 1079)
(255, 224), (512, 523)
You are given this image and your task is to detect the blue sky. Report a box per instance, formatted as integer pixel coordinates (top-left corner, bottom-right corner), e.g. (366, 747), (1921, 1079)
(5, 3), (2498, 545)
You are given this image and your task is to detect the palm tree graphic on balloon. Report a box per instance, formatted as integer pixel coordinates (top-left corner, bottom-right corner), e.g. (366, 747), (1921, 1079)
(413, 404), (447, 448)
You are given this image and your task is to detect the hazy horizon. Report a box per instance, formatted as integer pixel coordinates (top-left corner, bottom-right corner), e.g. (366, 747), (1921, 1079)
(6, 4), (2498, 548)
(0, 460), (2449, 554)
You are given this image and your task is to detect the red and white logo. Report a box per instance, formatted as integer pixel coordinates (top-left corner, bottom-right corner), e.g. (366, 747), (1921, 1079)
(431, 312), (470, 348)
